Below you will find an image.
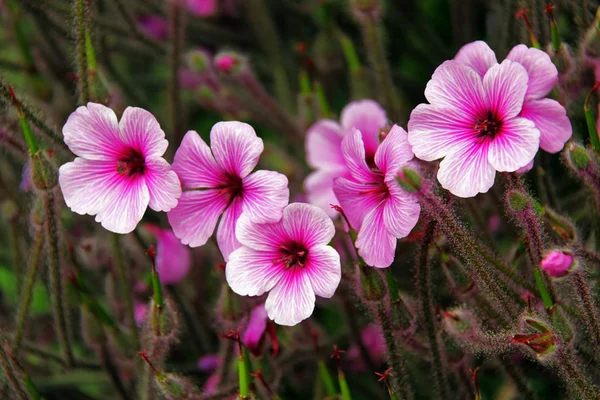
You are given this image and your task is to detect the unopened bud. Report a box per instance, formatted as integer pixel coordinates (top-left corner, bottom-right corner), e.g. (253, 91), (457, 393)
(396, 168), (422, 193)
(541, 251), (575, 278)
(507, 189), (543, 215)
(564, 143), (591, 171)
(358, 264), (385, 301)
(156, 373), (200, 399)
(543, 209), (576, 242)
(185, 49), (211, 73)
(214, 52), (246, 75)
(1, 200), (18, 221)
(31, 152), (58, 191)
(513, 317), (557, 359)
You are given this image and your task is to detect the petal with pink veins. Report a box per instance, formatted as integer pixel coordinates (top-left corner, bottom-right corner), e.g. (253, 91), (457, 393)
(304, 169), (348, 218)
(520, 99), (572, 153)
(437, 141), (496, 198)
(341, 129), (379, 182)
(62, 103), (125, 161)
(144, 157), (181, 212)
(118, 107), (168, 158)
(506, 44), (558, 100)
(94, 176), (149, 234)
(226, 246), (285, 296)
(424, 60), (486, 118)
(235, 212), (287, 251)
(173, 130), (228, 189)
(454, 40), (498, 77)
(355, 205), (396, 268)
(243, 305), (268, 354)
(217, 196), (243, 261)
(482, 60), (528, 120)
(488, 117), (539, 172)
(210, 121), (263, 179)
(383, 180), (420, 238)
(305, 246), (341, 298)
(167, 189), (229, 247)
(282, 203), (336, 248)
(265, 269), (315, 326)
(305, 119), (346, 169)
(408, 103), (477, 162)
(333, 177), (385, 231)
(374, 125), (414, 178)
(241, 170), (289, 223)
(340, 100), (388, 156)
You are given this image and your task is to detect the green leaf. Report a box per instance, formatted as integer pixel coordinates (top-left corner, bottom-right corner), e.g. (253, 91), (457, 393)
(0, 267), (50, 316)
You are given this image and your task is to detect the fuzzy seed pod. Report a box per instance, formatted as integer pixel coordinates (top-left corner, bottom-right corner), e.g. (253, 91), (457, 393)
(31, 152), (58, 191)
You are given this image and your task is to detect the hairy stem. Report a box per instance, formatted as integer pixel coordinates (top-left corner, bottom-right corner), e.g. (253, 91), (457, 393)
(44, 191), (75, 366)
(74, 0), (89, 104)
(573, 270), (600, 346)
(0, 340), (27, 400)
(416, 220), (449, 399)
(12, 226), (44, 353)
(168, 0), (184, 143)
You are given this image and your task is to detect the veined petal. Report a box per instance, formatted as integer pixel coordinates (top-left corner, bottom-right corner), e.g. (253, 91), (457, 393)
(408, 103), (476, 162)
(305, 245), (341, 298)
(235, 212), (287, 251)
(226, 247), (286, 296)
(340, 99), (388, 156)
(383, 180), (420, 238)
(217, 196), (243, 262)
(144, 157), (181, 212)
(374, 125), (414, 178)
(520, 99), (572, 153)
(437, 141), (496, 198)
(454, 40), (497, 77)
(265, 269), (315, 326)
(341, 129), (379, 182)
(167, 189), (229, 247)
(482, 60), (528, 120)
(304, 168), (348, 218)
(173, 130), (228, 189)
(63, 103), (125, 161)
(282, 203), (336, 248)
(241, 170), (289, 223)
(305, 119), (346, 169)
(333, 177), (384, 231)
(424, 60), (486, 118)
(488, 117), (539, 172)
(242, 305), (268, 353)
(119, 107), (168, 158)
(506, 44), (558, 100)
(94, 176), (149, 234)
(210, 121), (263, 179)
(355, 206), (397, 268)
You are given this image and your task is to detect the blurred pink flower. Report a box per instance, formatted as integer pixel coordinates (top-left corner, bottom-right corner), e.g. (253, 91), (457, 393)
(304, 99), (387, 217)
(167, 122), (289, 261)
(408, 41), (571, 198)
(59, 103), (181, 234)
(214, 54), (237, 73)
(333, 126), (420, 268)
(226, 203), (341, 326)
(203, 373), (220, 394)
(20, 160), (32, 191)
(134, 301), (149, 326)
(541, 251), (574, 278)
(184, 0), (217, 17)
(198, 354), (221, 372)
(242, 304), (268, 355)
(137, 15), (168, 41)
(145, 224), (191, 285)
(347, 324), (386, 370)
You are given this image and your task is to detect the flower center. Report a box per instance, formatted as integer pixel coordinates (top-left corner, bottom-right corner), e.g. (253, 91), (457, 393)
(116, 149), (145, 177)
(279, 242), (308, 269)
(475, 111), (502, 139)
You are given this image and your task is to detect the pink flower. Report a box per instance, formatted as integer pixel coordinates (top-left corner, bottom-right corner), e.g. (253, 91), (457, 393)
(347, 324), (386, 370)
(408, 41), (572, 198)
(145, 224), (191, 285)
(167, 122), (289, 261)
(333, 126), (420, 268)
(541, 251), (574, 278)
(304, 100), (388, 217)
(59, 103), (181, 234)
(184, 0), (217, 17)
(242, 304), (268, 355)
(137, 15), (168, 41)
(214, 55), (237, 73)
(198, 354), (221, 372)
(226, 203), (341, 326)
(134, 301), (149, 326)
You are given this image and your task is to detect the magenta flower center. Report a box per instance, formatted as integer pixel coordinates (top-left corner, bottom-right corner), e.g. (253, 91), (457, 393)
(116, 149), (145, 177)
(475, 111), (502, 139)
(279, 242), (308, 269)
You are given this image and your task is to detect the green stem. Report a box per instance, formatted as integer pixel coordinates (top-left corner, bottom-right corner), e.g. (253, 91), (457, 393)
(338, 369), (352, 400)
(237, 353), (250, 398)
(111, 233), (140, 352)
(416, 220), (449, 399)
(313, 81), (330, 118)
(12, 226), (44, 353)
(74, 0), (90, 104)
(44, 191), (75, 367)
(8, 219), (23, 296)
(317, 360), (337, 398)
(0, 341), (27, 400)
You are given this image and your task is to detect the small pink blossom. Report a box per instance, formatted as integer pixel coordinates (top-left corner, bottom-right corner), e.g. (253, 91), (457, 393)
(198, 354), (221, 372)
(59, 103), (181, 234)
(167, 122), (289, 261)
(134, 301), (149, 326)
(541, 251), (574, 278)
(184, 0), (217, 17)
(347, 324), (386, 370)
(145, 224), (191, 285)
(137, 15), (168, 41)
(304, 100), (388, 217)
(333, 125), (420, 268)
(215, 55), (236, 73)
(408, 41), (572, 198)
(226, 203), (341, 326)
(242, 304), (268, 355)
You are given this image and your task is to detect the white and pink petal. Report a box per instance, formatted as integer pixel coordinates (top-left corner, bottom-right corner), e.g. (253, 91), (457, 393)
(217, 196), (243, 262)
(374, 125), (414, 178)
(454, 40), (497, 77)
(506, 44), (558, 100)
(305, 245), (341, 298)
(520, 99), (571, 153)
(305, 119), (346, 169)
(210, 121), (264, 179)
(172, 130), (228, 189)
(482, 60), (528, 120)
(355, 206), (397, 268)
(281, 203), (336, 249)
(226, 246), (286, 296)
(340, 99), (388, 157)
(119, 107), (169, 158)
(144, 157), (181, 212)
(241, 170), (289, 223)
(94, 176), (150, 234)
(265, 269), (315, 326)
(487, 117), (539, 172)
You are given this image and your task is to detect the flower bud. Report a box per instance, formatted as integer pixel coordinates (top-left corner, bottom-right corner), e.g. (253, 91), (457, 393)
(214, 52), (246, 75)
(242, 304), (268, 357)
(543, 209), (576, 242)
(564, 143), (591, 171)
(513, 317), (558, 360)
(541, 251), (574, 278)
(506, 189), (543, 215)
(31, 152), (58, 191)
(185, 49), (212, 73)
(396, 168), (422, 193)
(156, 373), (200, 399)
